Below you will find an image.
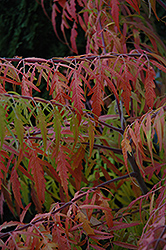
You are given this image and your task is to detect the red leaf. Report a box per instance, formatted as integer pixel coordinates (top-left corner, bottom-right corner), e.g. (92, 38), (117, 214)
(111, 0), (120, 32)
(11, 168), (23, 209)
(78, 15), (87, 32)
(113, 241), (138, 249)
(103, 75), (119, 102)
(51, 3), (59, 40)
(68, 0), (77, 20)
(20, 203), (31, 223)
(70, 71), (85, 122)
(28, 153), (46, 204)
(71, 22), (78, 54)
(52, 225), (71, 249)
(56, 147), (70, 199)
(150, 60), (166, 74)
(121, 81), (131, 115)
(125, 0), (140, 13)
(0, 83), (6, 94)
(144, 66), (156, 109)
(89, 78), (104, 118)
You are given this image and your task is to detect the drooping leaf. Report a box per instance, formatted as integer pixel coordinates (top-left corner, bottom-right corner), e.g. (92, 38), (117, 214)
(14, 111), (24, 150)
(71, 22), (78, 54)
(113, 241), (138, 249)
(144, 66), (156, 109)
(70, 71), (85, 122)
(125, 0), (140, 13)
(37, 107), (47, 153)
(99, 195), (113, 229)
(56, 147), (70, 199)
(76, 210), (95, 235)
(88, 77), (104, 119)
(88, 121), (94, 158)
(28, 153), (46, 204)
(11, 168), (23, 209)
(52, 109), (61, 157)
(121, 136), (132, 169)
(143, 113), (154, 165)
(0, 105), (6, 148)
(111, 0), (120, 32)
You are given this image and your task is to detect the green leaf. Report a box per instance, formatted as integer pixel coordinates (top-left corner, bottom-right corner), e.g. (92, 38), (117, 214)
(37, 107), (47, 153)
(53, 109), (61, 157)
(0, 105), (6, 149)
(14, 110), (24, 150)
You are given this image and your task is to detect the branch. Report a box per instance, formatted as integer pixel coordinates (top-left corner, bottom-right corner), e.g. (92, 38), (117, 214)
(127, 153), (148, 194)
(99, 119), (124, 135)
(0, 172), (137, 239)
(1, 52), (162, 64)
(82, 142), (122, 154)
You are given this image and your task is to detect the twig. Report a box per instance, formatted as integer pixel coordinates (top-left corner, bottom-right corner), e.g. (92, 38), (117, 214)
(0, 172), (137, 239)
(82, 142), (122, 154)
(1, 52), (162, 64)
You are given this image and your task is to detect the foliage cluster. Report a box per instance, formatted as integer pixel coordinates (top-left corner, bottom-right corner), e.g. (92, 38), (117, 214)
(0, 0), (166, 249)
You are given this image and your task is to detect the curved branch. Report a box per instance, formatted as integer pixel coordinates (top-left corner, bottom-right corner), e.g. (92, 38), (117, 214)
(0, 172), (137, 239)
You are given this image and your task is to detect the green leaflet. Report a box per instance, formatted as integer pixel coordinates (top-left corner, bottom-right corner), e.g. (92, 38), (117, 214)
(0, 105), (6, 149)
(70, 115), (79, 149)
(53, 109), (61, 157)
(37, 107), (47, 153)
(88, 120), (94, 158)
(14, 110), (24, 150)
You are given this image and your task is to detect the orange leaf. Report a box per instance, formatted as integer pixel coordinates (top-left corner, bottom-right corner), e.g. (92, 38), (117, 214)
(76, 210), (95, 235)
(121, 137), (132, 169)
(150, 0), (159, 20)
(99, 196), (113, 228)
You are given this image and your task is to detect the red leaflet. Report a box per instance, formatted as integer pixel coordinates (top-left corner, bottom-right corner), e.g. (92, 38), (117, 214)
(11, 168), (23, 209)
(144, 66), (156, 109)
(56, 147), (70, 199)
(70, 71), (85, 122)
(0, 83), (6, 94)
(111, 0), (120, 32)
(113, 241), (138, 249)
(71, 22), (78, 54)
(28, 153), (46, 204)
(88, 77), (104, 118)
(125, 0), (140, 14)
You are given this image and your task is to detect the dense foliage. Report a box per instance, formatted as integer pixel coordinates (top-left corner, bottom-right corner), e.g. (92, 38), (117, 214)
(0, 0), (166, 249)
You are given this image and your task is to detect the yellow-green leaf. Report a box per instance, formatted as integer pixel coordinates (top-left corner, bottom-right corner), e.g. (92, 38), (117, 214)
(37, 107), (47, 153)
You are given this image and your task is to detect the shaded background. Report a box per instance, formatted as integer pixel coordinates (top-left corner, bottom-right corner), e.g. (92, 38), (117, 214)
(0, 0), (86, 58)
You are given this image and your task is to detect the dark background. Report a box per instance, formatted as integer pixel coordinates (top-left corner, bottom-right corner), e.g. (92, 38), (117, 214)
(0, 0), (86, 58)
